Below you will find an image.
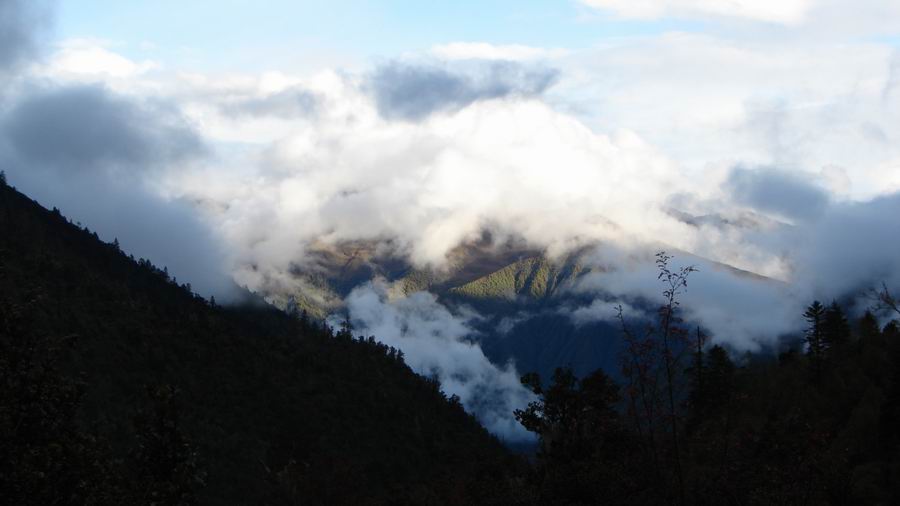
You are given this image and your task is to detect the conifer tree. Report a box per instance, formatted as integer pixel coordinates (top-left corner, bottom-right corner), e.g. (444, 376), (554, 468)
(885, 321), (900, 340)
(705, 345), (735, 410)
(858, 310), (881, 341)
(804, 301), (826, 378)
(823, 301), (850, 351)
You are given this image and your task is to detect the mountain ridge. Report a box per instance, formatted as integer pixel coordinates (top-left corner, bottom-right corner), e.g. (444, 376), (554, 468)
(0, 179), (520, 505)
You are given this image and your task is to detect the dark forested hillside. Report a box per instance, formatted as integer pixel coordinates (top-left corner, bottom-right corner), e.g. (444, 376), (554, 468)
(512, 255), (900, 505)
(0, 179), (520, 505)
(5, 172), (900, 506)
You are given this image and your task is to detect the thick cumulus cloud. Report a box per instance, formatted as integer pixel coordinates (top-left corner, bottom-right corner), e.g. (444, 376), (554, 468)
(369, 61), (559, 121)
(150, 49), (900, 352)
(340, 281), (535, 441)
(180, 74), (695, 299)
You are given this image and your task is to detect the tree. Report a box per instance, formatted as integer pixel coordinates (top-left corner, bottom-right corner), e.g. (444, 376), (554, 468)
(704, 345), (735, 412)
(515, 368), (647, 504)
(685, 327), (708, 428)
(804, 301), (826, 378)
(615, 252), (695, 505)
(886, 321), (900, 340)
(336, 315), (354, 340)
(0, 296), (116, 504)
(858, 310), (881, 342)
(0, 170), (6, 186)
(654, 252), (694, 505)
(870, 283), (900, 320)
(823, 301), (850, 351)
(128, 385), (205, 505)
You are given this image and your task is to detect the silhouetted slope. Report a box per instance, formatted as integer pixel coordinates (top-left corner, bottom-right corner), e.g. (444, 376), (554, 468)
(0, 181), (517, 505)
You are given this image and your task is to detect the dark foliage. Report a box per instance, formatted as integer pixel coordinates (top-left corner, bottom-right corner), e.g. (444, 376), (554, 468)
(516, 255), (900, 505)
(515, 367), (653, 505)
(6, 174), (900, 505)
(0, 182), (518, 505)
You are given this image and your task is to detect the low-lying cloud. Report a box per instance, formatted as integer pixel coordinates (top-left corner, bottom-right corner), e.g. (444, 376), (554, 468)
(340, 281), (535, 441)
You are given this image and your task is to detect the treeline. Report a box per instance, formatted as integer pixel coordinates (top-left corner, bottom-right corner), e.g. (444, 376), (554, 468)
(0, 177), (519, 505)
(6, 168), (900, 505)
(514, 253), (900, 505)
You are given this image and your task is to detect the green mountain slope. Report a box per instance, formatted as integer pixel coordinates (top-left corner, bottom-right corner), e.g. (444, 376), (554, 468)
(0, 181), (518, 505)
(448, 254), (586, 301)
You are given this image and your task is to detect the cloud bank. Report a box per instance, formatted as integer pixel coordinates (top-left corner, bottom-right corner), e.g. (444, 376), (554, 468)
(340, 282), (535, 441)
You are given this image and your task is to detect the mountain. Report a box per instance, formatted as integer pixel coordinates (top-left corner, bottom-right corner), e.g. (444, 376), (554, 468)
(267, 216), (783, 384)
(257, 236), (631, 381)
(0, 179), (521, 505)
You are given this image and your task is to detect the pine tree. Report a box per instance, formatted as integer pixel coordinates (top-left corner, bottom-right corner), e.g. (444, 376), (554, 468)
(859, 311), (881, 341)
(804, 301), (827, 379)
(885, 321), (900, 340)
(515, 367), (644, 504)
(336, 315), (354, 340)
(823, 301), (850, 352)
(705, 345), (735, 410)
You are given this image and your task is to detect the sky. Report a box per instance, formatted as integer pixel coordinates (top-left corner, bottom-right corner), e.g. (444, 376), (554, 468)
(54, 1), (695, 72)
(3, 0), (900, 440)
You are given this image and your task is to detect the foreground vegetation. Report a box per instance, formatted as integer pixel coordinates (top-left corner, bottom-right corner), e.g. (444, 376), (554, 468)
(0, 178), (518, 505)
(515, 254), (900, 505)
(3, 173), (900, 505)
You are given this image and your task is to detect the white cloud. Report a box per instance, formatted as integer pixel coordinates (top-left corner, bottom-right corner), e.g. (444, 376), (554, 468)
(568, 298), (647, 326)
(580, 0), (814, 24)
(432, 42), (568, 62)
(551, 32), (900, 201)
(5, 0), (900, 366)
(339, 281), (535, 441)
(45, 39), (159, 79)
